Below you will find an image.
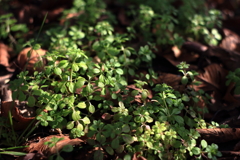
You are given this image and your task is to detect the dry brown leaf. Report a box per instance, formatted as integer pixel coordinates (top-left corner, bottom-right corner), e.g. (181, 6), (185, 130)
(220, 28), (240, 52)
(194, 64), (228, 93)
(197, 128), (240, 144)
(194, 64), (230, 111)
(1, 101), (35, 130)
(17, 47), (46, 74)
(24, 135), (84, 157)
(204, 46), (240, 71)
(0, 43), (11, 67)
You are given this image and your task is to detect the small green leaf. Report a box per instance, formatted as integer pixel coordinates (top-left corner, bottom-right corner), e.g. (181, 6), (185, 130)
(77, 102), (86, 109)
(182, 94), (190, 102)
(104, 146), (114, 155)
(72, 111), (81, 121)
(201, 139), (208, 148)
(123, 154), (131, 160)
(181, 76), (188, 85)
(96, 133), (106, 143)
(27, 96), (36, 107)
(67, 82), (74, 93)
(76, 123), (83, 131)
(66, 121), (74, 130)
(94, 150), (103, 160)
(122, 134), (134, 144)
(72, 63), (79, 71)
(115, 145), (124, 153)
(62, 145), (73, 152)
(111, 137), (119, 149)
(115, 68), (124, 75)
(54, 67), (62, 75)
(82, 117), (91, 124)
(191, 147), (201, 155)
(93, 68), (100, 74)
(89, 104), (95, 113)
(33, 44), (41, 50)
(19, 90), (26, 101)
(174, 115), (184, 124)
(122, 124), (130, 133)
(58, 60), (69, 68)
(111, 93), (117, 99)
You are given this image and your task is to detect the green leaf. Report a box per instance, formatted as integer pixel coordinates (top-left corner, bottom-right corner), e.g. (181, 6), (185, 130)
(122, 124), (130, 133)
(182, 94), (190, 102)
(234, 86), (240, 94)
(104, 146), (114, 155)
(94, 150), (103, 160)
(82, 117), (91, 124)
(54, 67), (62, 75)
(201, 140), (208, 148)
(89, 104), (95, 113)
(111, 137), (120, 149)
(27, 96), (36, 107)
(66, 121), (74, 130)
(111, 93), (117, 99)
(67, 82), (74, 93)
(115, 68), (124, 75)
(76, 123), (83, 131)
(93, 68), (100, 74)
(19, 90), (26, 101)
(72, 63), (79, 71)
(58, 60), (69, 68)
(115, 145), (124, 153)
(75, 78), (85, 90)
(72, 111), (81, 121)
(56, 155), (64, 160)
(191, 147), (201, 155)
(174, 115), (184, 124)
(77, 102), (86, 109)
(33, 44), (41, 50)
(96, 133), (106, 143)
(123, 154), (131, 160)
(122, 134), (134, 144)
(62, 145), (73, 152)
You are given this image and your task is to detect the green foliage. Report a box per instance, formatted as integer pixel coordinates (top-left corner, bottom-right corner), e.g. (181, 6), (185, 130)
(226, 68), (240, 94)
(1, 0), (226, 159)
(44, 136), (74, 160)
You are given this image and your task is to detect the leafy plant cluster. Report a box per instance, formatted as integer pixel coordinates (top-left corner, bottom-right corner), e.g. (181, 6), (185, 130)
(0, 0), (226, 159)
(7, 45), (222, 159)
(119, 0), (222, 46)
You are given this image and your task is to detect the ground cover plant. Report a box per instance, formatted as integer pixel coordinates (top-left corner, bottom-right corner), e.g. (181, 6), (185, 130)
(1, 0), (240, 160)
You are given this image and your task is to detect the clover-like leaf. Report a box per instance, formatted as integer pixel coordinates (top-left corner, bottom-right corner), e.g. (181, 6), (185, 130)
(111, 137), (120, 149)
(72, 110), (81, 121)
(89, 104), (95, 113)
(27, 96), (36, 107)
(66, 121), (74, 130)
(104, 146), (114, 155)
(122, 134), (134, 144)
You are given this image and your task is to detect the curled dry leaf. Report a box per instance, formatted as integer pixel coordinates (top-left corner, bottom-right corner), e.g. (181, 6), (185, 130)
(204, 46), (240, 71)
(23, 135), (84, 158)
(1, 101), (35, 131)
(17, 47), (46, 74)
(194, 64), (227, 112)
(194, 63), (240, 112)
(197, 128), (240, 144)
(0, 43), (11, 67)
(220, 28), (240, 53)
